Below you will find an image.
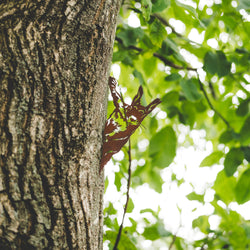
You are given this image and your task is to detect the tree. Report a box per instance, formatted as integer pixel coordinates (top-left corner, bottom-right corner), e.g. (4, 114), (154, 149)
(103, 1), (250, 249)
(0, 1), (121, 248)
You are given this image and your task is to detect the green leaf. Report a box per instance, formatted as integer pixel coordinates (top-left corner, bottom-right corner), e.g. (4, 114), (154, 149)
(204, 51), (218, 75)
(149, 116), (158, 134)
(200, 151), (224, 167)
(142, 0), (152, 21)
(235, 169), (250, 204)
(104, 202), (117, 215)
(124, 217), (137, 233)
(175, 0), (206, 28)
(149, 19), (167, 46)
(105, 176), (109, 192)
(165, 73), (181, 81)
(240, 116), (250, 146)
(187, 192), (204, 203)
(165, 38), (179, 54)
(219, 130), (235, 144)
(224, 148), (244, 176)
(117, 27), (144, 47)
(181, 101), (196, 128)
(149, 126), (177, 168)
(143, 57), (157, 76)
(195, 99), (207, 113)
(127, 199), (134, 213)
(115, 172), (122, 192)
(180, 79), (202, 102)
(147, 168), (164, 193)
(162, 91), (179, 107)
(152, 0), (170, 13)
(112, 50), (129, 62)
(236, 99), (250, 116)
(133, 69), (145, 86)
(166, 106), (179, 118)
(113, 50), (134, 66)
(140, 208), (157, 217)
(216, 51), (232, 77)
(142, 222), (171, 240)
(242, 147), (250, 162)
(105, 231), (137, 250)
(203, 51), (231, 77)
(213, 170), (236, 205)
(237, 0), (250, 12)
(192, 215), (209, 234)
(235, 47), (249, 54)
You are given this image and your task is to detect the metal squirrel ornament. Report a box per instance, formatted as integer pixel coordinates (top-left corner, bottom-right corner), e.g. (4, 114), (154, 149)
(100, 77), (161, 170)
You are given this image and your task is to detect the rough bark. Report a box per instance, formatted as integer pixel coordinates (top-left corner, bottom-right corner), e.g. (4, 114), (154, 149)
(0, 0), (121, 249)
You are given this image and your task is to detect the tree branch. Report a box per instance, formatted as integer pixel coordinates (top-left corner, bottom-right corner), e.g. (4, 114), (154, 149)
(198, 80), (232, 129)
(152, 52), (197, 71)
(115, 37), (197, 71)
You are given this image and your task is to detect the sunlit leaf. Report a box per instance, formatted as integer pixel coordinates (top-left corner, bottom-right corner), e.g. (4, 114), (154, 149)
(150, 19), (167, 46)
(237, 0), (250, 12)
(142, 222), (171, 240)
(236, 99), (250, 116)
(143, 57), (157, 76)
(181, 101), (196, 127)
(142, 0), (152, 21)
(162, 91), (179, 107)
(104, 202), (117, 215)
(165, 73), (181, 81)
(192, 216), (209, 234)
(213, 170), (236, 205)
(115, 172), (122, 191)
(180, 79), (202, 102)
(224, 148), (244, 176)
(187, 192), (204, 203)
(105, 176), (109, 192)
(147, 168), (164, 193)
(105, 231), (137, 250)
(117, 27), (144, 47)
(242, 147), (250, 162)
(127, 199), (134, 213)
(149, 126), (177, 168)
(175, 0), (206, 28)
(152, 0), (170, 13)
(235, 169), (250, 204)
(200, 151), (224, 167)
(240, 116), (250, 146)
(203, 51), (231, 77)
(219, 130), (237, 144)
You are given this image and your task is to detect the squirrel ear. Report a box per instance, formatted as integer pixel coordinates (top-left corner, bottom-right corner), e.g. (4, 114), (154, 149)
(146, 98), (161, 114)
(132, 86), (143, 106)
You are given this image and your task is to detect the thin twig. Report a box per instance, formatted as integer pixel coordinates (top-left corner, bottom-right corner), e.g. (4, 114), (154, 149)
(169, 234), (177, 250)
(153, 52), (197, 71)
(198, 80), (232, 129)
(113, 139), (132, 250)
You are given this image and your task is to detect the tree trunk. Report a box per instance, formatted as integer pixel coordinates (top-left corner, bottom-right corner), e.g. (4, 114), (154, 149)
(0, 1), (121, 249)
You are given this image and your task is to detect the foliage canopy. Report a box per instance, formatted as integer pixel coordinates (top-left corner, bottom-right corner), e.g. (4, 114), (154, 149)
(104, 0), (250, 249)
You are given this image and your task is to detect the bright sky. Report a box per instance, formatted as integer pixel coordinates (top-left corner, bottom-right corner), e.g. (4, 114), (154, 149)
(104, 2), (250, 248)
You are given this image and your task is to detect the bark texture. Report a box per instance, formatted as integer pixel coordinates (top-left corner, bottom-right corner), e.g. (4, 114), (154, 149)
(0, 0), (121, 249)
